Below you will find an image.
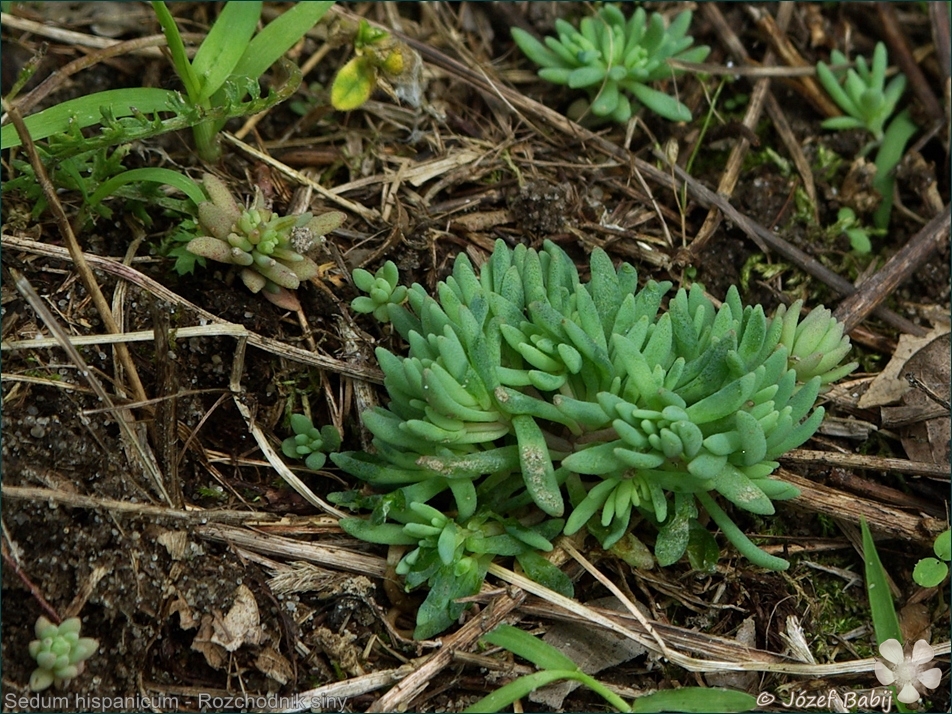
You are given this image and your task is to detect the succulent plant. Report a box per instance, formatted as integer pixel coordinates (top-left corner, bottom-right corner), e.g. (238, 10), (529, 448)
(815, 42), (918, 228)
(332, 240), (855, 637)
(281, 414), (341, 471)
(337, 482), (571, 638)
(351, 260), (409, 322)
(186, 174), (345, 308)
(28, 616), (98, 691)
(512, 6), (710, 124)
(817, 43), (905, 141)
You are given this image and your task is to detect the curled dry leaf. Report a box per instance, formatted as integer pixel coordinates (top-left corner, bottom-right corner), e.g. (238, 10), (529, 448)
(211, 584), (262, 652)
(864, 326), (950, 465)
(893, 332), (950, 465)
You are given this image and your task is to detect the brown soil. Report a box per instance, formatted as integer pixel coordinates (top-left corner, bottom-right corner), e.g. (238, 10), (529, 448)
(2, 3), (949, 712)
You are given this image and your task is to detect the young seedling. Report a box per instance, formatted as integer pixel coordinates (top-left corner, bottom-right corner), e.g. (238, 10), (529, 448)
(816, 42), (918, 228)
(28, 617), (98, 692)
(281, 414), (342, 471)
(512, 6), (709, 123)
(351, 261), (409, 322)
(913, 528), (951, 588)
(1, 3), (334, 161)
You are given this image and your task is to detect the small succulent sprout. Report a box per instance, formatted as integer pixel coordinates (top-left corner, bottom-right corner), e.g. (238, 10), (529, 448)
(815, 42), (918, 229)
(351, 260), (408, 322)
(776, 300), (858, 385)
(186, 174), (345, 309)
(512, 6), (709, 123)
(281, 413), (341, 470)
(28, 616), (98, 691)
(816, 42), (905, 141)
(338, 492), (569, 639)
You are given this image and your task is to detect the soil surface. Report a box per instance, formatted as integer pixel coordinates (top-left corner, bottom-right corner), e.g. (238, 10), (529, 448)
(2, 3), (949, 712)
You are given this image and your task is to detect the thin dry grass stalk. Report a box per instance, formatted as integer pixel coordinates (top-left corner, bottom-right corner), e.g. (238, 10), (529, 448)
(1, 234), (384, 383)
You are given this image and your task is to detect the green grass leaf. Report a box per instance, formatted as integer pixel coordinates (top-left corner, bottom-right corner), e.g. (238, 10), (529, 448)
(1, 88), (180, 149)
(632, 687), (756, 713)
(463, 670), (588, 713)
(151, 1), (201, 101)
(87, 167), (206, 209)
(232, 1), (334, 82)
(860, 517), (902, 646)
(484, 624), (579, 671)
(192, 1), (261, 101)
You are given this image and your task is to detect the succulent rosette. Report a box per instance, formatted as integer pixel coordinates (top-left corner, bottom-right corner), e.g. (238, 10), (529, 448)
(332, 240), (856, 637)
(186, 174), (345, 308)
(351, 260), (409, 322)
(28, 616), (98, 691)
(512, 6), (710, 123)
(281, 414), (342, 471)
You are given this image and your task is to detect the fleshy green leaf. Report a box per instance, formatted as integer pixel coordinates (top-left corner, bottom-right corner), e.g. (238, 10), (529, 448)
(629, 82), (692, 122)
(935, 529), (951, 561)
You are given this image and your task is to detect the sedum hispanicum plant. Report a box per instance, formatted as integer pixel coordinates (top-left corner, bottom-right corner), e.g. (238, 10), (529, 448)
(351, 260), (409, 322)
(511, 6), (710, 124)
(282, 414), (342, 471)
(331, 240), (856, 638)
(815, 42), (918, 229)
(28, 617), (99, 692)
(186, 174), (345, 310)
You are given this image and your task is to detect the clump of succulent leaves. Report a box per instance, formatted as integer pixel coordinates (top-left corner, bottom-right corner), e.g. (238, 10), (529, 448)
(512, 6), (710, 124)
(815, 42), (917, 228)
(28, 616), (99, 691)
(282, 414), (341, 471)
(351, 260), (408, 322)
(332, 240), (856, 638)
(186, 174), (345, 309)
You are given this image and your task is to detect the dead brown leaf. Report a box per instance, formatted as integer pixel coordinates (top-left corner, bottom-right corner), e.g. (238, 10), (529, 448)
(211, 584), (262, 652)
(859, 325), (950, 408)
(191, 614), (227, 670)
(256, 646), (293, 685)
(894, 332), (951, 465)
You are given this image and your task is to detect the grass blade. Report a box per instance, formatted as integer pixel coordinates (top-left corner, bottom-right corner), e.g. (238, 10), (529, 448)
(483, 623), (578, 672)
(860, 518), (902, 645)
(631, 687), (755, 713)
(462, 670), (583, 713)
(192, 1), (261, 101)
(150, 1), (202, 101)
(87, 168), (206, 209)
(1, 88), (180, 149)
(232, 1), (335, 81)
